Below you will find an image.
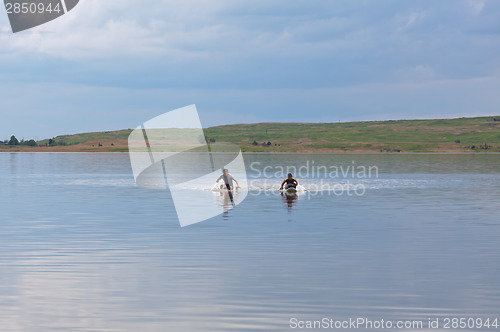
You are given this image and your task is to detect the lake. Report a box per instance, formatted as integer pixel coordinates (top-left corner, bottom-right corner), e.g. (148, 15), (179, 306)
(1, 153), (499, 331)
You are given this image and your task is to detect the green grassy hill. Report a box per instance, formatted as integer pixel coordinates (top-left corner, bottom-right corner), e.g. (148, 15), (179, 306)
(2, 116), (500, 152)
(204, 116), (500, 152)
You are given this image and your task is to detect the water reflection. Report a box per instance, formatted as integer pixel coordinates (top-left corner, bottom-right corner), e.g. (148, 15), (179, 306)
(213, 190), (245, 212)
(281, 191), (298, 210)
(281, 192), (299, 222)
(214, 190), (245, 220)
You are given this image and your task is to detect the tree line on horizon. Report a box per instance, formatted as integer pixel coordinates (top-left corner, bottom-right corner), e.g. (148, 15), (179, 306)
(2, 135), (64, 147)
(2, 135), (38, 147)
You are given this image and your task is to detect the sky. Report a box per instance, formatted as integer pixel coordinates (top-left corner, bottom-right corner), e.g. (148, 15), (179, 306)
(1, 0), (500, 140)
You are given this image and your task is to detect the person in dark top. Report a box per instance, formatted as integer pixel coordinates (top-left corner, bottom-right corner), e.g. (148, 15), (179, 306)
(216, 169), (241, 190)
(281, 173), (298, 190)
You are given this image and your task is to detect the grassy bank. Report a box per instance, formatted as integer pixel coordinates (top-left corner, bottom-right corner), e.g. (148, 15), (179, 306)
(205, 116), (500, 153)
(2, 116), (500, 153)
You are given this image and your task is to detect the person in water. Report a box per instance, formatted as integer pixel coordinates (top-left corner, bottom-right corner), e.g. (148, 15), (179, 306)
(281, 173), (298, 190)
(216, 169), (241, 190)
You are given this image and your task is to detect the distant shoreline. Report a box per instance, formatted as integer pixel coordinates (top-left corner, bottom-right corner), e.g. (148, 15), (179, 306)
(2, 115), (500, 153)
(1, 151), (500, 155)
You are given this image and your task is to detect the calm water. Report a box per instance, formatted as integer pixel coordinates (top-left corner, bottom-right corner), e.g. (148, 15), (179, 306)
(1, 153), (499, 331)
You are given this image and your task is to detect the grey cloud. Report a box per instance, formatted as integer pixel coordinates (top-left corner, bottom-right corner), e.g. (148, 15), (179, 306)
(1, 1), (499, 87)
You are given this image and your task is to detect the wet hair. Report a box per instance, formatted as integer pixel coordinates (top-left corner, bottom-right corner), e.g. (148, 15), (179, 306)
(288, 173), (293, 177)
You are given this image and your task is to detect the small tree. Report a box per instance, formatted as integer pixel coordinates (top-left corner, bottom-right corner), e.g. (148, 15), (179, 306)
(26, 139), (37, 147)
(8, 135), (19, 145)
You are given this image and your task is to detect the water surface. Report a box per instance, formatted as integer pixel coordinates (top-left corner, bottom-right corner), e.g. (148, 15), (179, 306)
(1, 153), (499, 331)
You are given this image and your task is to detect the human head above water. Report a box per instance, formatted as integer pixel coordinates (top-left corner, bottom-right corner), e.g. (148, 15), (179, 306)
(223, 169), (229, 174)
(287, 173), (293, 179)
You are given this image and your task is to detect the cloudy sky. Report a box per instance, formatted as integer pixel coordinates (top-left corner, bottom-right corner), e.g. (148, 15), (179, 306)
(1, 0), (500, 139)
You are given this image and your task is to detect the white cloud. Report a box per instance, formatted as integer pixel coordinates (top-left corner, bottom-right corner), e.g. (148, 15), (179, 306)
(397, 11), (426, 31)
(469, 0), (485, 14)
